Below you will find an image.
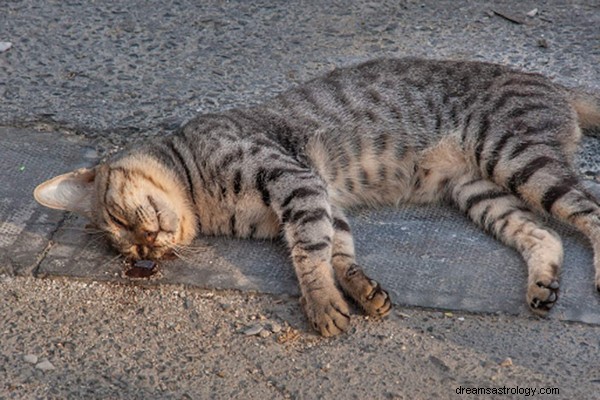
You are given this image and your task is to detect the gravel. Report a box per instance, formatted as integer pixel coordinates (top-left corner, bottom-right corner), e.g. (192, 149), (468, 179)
(2, 276), (600, 398)
(35, 360), (55, 372)
(22, 355), (37, 364)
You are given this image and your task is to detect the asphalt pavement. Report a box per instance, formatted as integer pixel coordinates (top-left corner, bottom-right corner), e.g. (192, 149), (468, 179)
(1, 1), (600, 399)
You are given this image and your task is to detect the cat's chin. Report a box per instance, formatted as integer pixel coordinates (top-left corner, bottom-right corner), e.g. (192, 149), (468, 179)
(118, 244), (177, 261)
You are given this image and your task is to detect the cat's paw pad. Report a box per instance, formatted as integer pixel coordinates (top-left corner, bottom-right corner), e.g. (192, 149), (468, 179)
(301, 290), (351, 337)
(527, 278), (559, 315)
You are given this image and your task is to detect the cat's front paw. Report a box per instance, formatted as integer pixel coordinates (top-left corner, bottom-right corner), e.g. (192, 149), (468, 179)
(527, 276), (559, 315)
(340, 264), (392, 317)
(361, 279), (392, 317)
(301, 289), (351, 337)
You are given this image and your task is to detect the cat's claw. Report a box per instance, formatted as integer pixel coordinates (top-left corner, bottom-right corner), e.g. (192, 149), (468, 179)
(528, 278), (559, 315)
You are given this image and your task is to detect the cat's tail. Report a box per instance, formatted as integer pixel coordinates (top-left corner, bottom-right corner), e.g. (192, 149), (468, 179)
(568, 88), (600, 134)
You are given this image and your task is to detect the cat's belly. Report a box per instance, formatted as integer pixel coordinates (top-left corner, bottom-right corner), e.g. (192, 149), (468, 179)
(234, 194), (281, 239)
(328, 135), (470, 207)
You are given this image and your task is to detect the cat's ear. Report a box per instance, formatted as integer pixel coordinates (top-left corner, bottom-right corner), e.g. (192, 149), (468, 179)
(34, 167), (97, 218)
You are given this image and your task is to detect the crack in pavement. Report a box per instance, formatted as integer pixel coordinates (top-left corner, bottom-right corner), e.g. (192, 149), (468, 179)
(32, 212), (69, 278)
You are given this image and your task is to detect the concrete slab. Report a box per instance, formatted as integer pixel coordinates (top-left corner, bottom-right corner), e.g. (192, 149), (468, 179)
(38, 193), (600, 325)
(6, 129), (599, 325)
(0, 127), (98, 276)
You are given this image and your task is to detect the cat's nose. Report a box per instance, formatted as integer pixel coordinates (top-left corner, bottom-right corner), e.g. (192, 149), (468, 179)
(141, 230), (158, 245)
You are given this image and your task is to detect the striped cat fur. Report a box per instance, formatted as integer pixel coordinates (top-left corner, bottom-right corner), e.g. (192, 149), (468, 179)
(35, 58), (600, 336)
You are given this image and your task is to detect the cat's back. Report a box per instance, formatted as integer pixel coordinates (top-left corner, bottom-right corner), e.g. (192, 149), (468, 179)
(262, 57), (510, 138)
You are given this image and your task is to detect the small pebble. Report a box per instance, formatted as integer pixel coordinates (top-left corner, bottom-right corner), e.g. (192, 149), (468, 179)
(243, 324), (263, 336)
(526, 8), (538, 17)
(0, 42), (12, 52)
(270, 322), (282, 333)
(35, 360), (55, 371)
(259, 329), (271, 338)
(23, 354), (38, 364)
(500, 357), (513, 367)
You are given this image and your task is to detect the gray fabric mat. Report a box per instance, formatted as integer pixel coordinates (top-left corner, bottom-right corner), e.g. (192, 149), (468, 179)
(4, 128), (600, 324)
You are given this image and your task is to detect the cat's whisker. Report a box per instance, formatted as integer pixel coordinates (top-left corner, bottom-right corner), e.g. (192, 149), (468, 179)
(82, 230), (109, 245)
(98, 253), (123, 270)
(171, 243), (209, 258)
(63, 226), (106, 235)
(171, 249), (195, 263)
(172, 242), (209, 251)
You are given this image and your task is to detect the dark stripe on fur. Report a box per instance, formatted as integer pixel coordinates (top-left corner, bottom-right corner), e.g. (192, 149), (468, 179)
(374, 133), (390, 155)
(508, 141), (533, 160)
(492, 89), (545, 111)
(333, 218), (351, 232)
(541, 178), (578, 212)
(507, 156), (555, 193)
(230, 214), (237, 236)
(220, 148), (243, 170)
(465, 190), (509, 212)
(523, 119), (562, 135)
(332, 252), (353, 259)
(290, 208), (329, 225)
(165, 141), (195, 196)
(484, 132), (513, 177)
(506, 103), (548, 119)
(302, 242), (330, 252)
(500, 77), (551, 89)
(478, 204), (492, 226)
(255, 168), (271, 206)
(474, 115), (491, 165)
(233, 170), (242, 195)
(568, 208), (596, 220)
(281, 187), (322, 209)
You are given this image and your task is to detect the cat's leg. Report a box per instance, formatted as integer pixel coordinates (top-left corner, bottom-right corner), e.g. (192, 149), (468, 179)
(495, 161), (600, 292)
(329, 205), (392, 317)
(481, 124), (600, 291)
(544, 189), (600, 291)
(263, 168), (351, 336)
(450, 175), (562, 314)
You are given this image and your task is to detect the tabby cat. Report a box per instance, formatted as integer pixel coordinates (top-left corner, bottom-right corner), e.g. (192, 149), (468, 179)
(35, 58), (600, 336)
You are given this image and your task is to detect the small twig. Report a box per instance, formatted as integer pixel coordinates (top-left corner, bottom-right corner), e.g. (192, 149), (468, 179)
(492, 9), (526, 25)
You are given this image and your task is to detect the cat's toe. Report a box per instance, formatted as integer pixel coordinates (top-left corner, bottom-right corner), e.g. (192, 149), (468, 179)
(338, 264), (393, 317)
(527, 278), (559, 315)
(363, 280), (393, 317)
(302, 290), (351, 337)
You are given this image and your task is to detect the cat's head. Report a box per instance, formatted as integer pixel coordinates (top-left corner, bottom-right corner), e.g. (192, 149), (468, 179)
(34, 154), (197, 260)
